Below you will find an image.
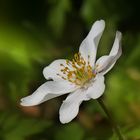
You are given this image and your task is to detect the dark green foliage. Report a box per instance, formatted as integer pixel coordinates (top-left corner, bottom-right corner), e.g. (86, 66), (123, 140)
(54, 123), (85, 140)
(0, 112), (52, 140)
(0, 0), (140, 139)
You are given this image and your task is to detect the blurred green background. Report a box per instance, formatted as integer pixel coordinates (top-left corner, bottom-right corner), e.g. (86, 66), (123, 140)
(0, 0), (140, 140)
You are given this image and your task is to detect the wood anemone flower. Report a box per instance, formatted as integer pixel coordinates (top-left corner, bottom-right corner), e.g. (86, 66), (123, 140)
(20, 20), (122, 124)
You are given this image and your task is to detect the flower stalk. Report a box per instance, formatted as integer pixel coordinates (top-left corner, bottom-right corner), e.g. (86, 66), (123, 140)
(97, 98), (125, 140)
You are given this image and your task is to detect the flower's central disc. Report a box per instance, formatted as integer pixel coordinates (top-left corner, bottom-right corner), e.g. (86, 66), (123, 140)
(57, 53), (96, 86)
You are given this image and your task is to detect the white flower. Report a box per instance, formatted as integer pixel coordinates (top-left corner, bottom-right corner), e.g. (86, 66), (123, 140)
(20, 20), (122, 124)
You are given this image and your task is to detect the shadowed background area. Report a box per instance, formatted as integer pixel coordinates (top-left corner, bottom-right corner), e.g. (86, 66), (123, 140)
(0, 0), (140, 140)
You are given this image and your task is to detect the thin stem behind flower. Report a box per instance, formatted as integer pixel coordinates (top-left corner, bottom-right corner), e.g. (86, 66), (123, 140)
(97, 98), (125, 140)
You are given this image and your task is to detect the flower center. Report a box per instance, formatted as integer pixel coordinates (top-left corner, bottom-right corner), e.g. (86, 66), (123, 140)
(57, 53), (96, 86)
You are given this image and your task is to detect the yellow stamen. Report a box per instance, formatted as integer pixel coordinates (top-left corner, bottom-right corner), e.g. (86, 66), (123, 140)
(58, 53), (96, 86)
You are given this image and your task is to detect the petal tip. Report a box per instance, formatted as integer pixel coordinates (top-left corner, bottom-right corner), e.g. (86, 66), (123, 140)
(20, 97), (33, 106)
(20, 100), (37, 107)
(116, 31), (122, 39)
(59, 116), (70, 124)
(42, 67), (49, 79)
(91, 19), (105, 31)
(20, 101), (29, 106)
(89, 19), (105, 38)
(96, 19), (105, 28)
(99, 19), (105, 24)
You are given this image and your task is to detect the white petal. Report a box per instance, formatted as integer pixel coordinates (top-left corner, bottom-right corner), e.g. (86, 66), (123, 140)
(95, 31), (122, 75)
(43, 59), (73, 81)
(59, 89), (90, 124)
(20, 81), (77, 106)
(79, 20), (105, 67)
(86, 74), (105, 99)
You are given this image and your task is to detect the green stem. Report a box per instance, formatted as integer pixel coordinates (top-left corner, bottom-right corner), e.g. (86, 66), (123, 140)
(97, 98), (125, 140)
